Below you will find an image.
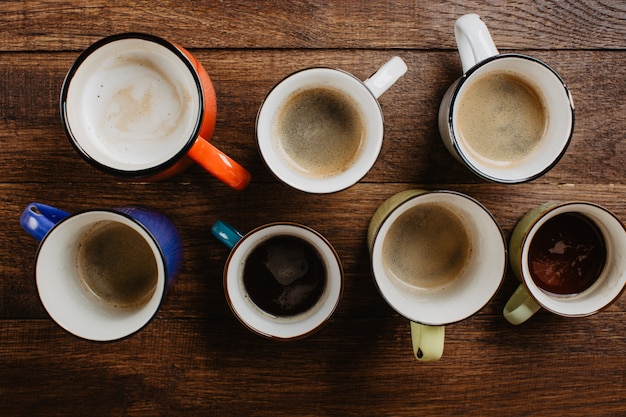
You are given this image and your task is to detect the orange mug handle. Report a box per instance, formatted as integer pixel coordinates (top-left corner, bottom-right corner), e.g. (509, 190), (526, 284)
(188, 138), (251, 191)
(175, 44), (250, 190)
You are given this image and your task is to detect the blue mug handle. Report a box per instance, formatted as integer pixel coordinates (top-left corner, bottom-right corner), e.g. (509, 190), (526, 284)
(20, 203), (71, 241)
(21, 202), (184, 289)
(211, 220), (244, 249)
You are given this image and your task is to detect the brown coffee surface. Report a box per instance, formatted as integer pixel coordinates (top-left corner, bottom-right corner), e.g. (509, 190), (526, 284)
(382, 202), (472, 289)
(275, 86), (365, 178)
(529, 213), (606, 295)
(76, 221), (158, 309)
(456, 71), (547, 168)
(243, 235), (326, 317)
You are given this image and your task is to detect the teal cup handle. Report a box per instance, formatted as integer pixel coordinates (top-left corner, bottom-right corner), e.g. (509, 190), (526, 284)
(211, 220), (244, 250)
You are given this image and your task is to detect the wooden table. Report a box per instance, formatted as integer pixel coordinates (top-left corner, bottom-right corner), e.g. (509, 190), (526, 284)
(1, 2), (624, 416)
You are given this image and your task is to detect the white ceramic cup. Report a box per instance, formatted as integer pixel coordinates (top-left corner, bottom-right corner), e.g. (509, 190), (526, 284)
(438, 14), (574, 183)
(368, 190), (506, 361)
(256, 57), (407, 193)
(504, 201), (626, 325)
(212, 221), (343, 340)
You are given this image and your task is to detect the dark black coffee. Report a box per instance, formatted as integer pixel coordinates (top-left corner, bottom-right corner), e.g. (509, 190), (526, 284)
(529, 213), (606, 295)
(243, 235), (326, 317)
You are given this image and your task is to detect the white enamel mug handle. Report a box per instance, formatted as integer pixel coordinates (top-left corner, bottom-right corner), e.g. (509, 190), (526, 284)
(363, 56), (408, 99)
(454, 14), (499, 73)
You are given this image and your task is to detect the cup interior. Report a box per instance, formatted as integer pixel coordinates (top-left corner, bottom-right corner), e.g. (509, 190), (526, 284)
(451, 54), (574, 183)
(371, 191), (506, 325)
(35, 210), (166, 341)
(520, 203), (626, 316)
(224, 223), (343, 339)
(61, 34), (203, 175)
(256, 68), (384, 193)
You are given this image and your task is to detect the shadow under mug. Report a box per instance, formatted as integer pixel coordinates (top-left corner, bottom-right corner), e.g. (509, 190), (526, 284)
(438, 14), (574, 184)
(368, 190), (506, 361)
(61, 33), (251, 190)
(504, 201), (626, 325)
(256, 56), (407, 193)
(20, 202), (183, 341)
(211, 220), (343, 339)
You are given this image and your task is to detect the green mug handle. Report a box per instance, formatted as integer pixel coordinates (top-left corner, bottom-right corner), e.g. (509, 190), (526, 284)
(410, 322), (445, 361)
(503, 284), (542, 325)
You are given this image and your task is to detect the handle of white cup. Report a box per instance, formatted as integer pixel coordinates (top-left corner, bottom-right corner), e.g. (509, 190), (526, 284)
(503, 284), (542, 325)
(454, 14), (499, 73)
(20, 203), (71, 241)
(363, 56), (408, 99)
(410, 322), (445, 362)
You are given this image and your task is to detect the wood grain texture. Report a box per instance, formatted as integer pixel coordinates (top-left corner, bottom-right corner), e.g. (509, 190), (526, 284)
(1, 50), (625, 185)
(0, 315), (625, 416)
(0, 1), (624, 51)
(0, 2), (625, 416)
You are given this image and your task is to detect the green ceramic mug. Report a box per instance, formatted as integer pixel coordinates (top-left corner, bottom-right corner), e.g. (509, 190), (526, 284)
(504, 201), (626, 325)
(368, 190), (506, 361)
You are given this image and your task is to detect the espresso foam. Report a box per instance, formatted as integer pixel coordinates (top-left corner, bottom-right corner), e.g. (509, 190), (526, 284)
(382, 202), (472, 290)
(456, 71), (548, 168)
(66, 39), (200, 169)
(76, 221), (158, 309)
(274, 86), (365, 178)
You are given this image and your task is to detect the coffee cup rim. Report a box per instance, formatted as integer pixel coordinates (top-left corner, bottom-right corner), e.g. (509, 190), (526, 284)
(447, 53), (575, 184)
(256, 67), (384, 194)
(34, 209), (168, 342)
(60, 32), (205, 178)
(516, 201), (626, 316)
(222, 222), (344, 340)
(370, 190), (507, 326)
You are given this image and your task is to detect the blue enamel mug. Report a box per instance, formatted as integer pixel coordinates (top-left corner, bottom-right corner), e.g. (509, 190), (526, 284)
(20, 202), (183, 341)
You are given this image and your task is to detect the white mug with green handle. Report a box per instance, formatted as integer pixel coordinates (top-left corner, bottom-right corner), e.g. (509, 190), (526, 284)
(368, 190), (506, 361)
(504, 201), (626, 325)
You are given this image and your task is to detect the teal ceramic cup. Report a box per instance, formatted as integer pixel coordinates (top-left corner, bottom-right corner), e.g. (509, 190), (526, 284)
(212, 220), (343, 340)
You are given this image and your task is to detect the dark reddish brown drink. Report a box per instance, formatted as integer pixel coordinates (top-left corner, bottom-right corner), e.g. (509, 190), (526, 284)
(529, 213), (606, 295)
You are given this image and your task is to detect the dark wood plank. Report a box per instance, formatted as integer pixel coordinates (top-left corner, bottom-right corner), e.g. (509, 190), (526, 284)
(0, 315), (624, 417)
(1, 50), (625, 185)
(0, 1), (624, 51)
(4, 182), (625, 319)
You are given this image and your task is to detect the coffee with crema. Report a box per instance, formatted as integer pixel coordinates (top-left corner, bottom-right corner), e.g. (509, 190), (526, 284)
(455, 71), (548, 168)
(274, 86), (365, 178)
(76, 221), (158, 309)
(382, 202), (472, 290)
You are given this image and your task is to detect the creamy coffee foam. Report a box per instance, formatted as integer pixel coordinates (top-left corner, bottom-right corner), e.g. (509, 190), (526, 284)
(274, 86), (365, 178)
(382, 202), (472, 290)
(65, 39), (200, 170)
(76, 221), (158, 310)
(99, 55), (191, 143)
(456, 71), (548, 168)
